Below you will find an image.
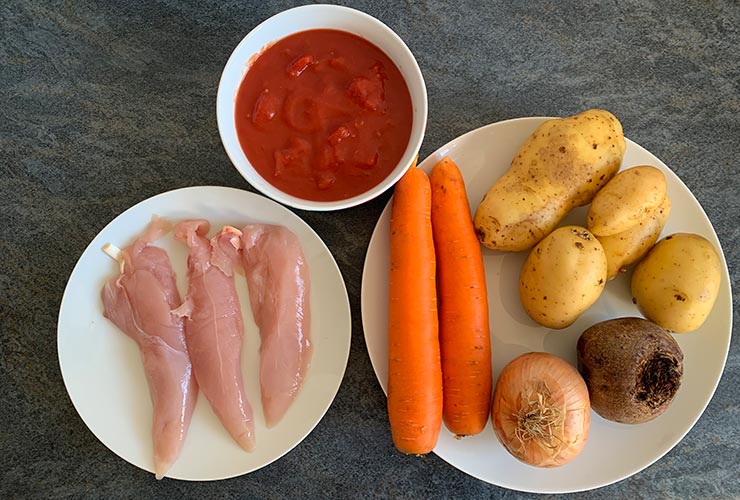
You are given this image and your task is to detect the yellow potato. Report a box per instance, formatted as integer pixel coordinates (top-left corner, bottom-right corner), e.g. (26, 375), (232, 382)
(587, 166), (667, 237)
(599, 195), (671, 280)
(632, 233), (722, 333)
(474, 109), (626, 252)
(520, 226), (607, 329)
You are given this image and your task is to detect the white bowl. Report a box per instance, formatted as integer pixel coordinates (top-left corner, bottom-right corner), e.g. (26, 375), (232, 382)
(216, 4), (428, 211)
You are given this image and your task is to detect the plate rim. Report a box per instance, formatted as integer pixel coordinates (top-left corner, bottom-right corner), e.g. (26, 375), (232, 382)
(57, 185), (352, 481)
(360, 116), (733, 493)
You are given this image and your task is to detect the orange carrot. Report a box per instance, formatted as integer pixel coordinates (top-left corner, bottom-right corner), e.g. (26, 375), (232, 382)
(430, 156), (492, 437)
(387, 163), (443, 455)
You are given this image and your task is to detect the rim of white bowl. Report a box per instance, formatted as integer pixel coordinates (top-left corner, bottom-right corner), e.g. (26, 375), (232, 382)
(216, 4), (428, 211)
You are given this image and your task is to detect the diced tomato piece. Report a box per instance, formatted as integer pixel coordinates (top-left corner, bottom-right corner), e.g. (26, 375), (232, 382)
(317, 145), (341, 172)
(315, 171), (336, 190)
(354, 150), (379, 170)
(328, 125), (352, 145)
(286, 55), (315, 78)
(347, 76), (384, 112)
(252, 91), (280, 127)
(274, 137), (311, 178)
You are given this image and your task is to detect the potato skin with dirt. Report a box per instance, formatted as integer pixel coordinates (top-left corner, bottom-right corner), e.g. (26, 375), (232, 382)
(577, 317), (683, 424)
(631, 233), (722, 333)
(474, 109), (626, 252)
(599, 195), (671, 280)
(587, 166), (667, 237)
(520, 226), (607, 329)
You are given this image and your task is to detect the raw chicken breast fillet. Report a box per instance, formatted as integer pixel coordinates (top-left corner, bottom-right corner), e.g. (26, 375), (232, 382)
(101, 216), (197, 480)
(240, 224), (312, 427)
(174, 220), (255, 451)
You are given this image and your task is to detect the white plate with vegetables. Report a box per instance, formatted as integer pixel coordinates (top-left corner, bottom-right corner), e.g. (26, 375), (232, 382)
(58, 186), (352, 480)
(360, 116), (732, 493)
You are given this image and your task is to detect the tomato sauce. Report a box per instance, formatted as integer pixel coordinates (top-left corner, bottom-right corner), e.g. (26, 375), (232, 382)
(234, 29), (413, 202)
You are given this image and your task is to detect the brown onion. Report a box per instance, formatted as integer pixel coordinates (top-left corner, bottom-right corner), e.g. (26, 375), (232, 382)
(492, 352), (590, 467)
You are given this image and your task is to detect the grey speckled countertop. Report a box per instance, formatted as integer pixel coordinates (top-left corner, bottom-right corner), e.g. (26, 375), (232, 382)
(1, 1), (738, 498)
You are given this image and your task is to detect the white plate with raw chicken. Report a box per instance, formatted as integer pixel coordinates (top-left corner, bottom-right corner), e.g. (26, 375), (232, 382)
(58, 186), (351, 480)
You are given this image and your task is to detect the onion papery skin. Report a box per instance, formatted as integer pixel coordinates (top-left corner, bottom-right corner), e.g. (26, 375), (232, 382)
(492, 352), (590, 467)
